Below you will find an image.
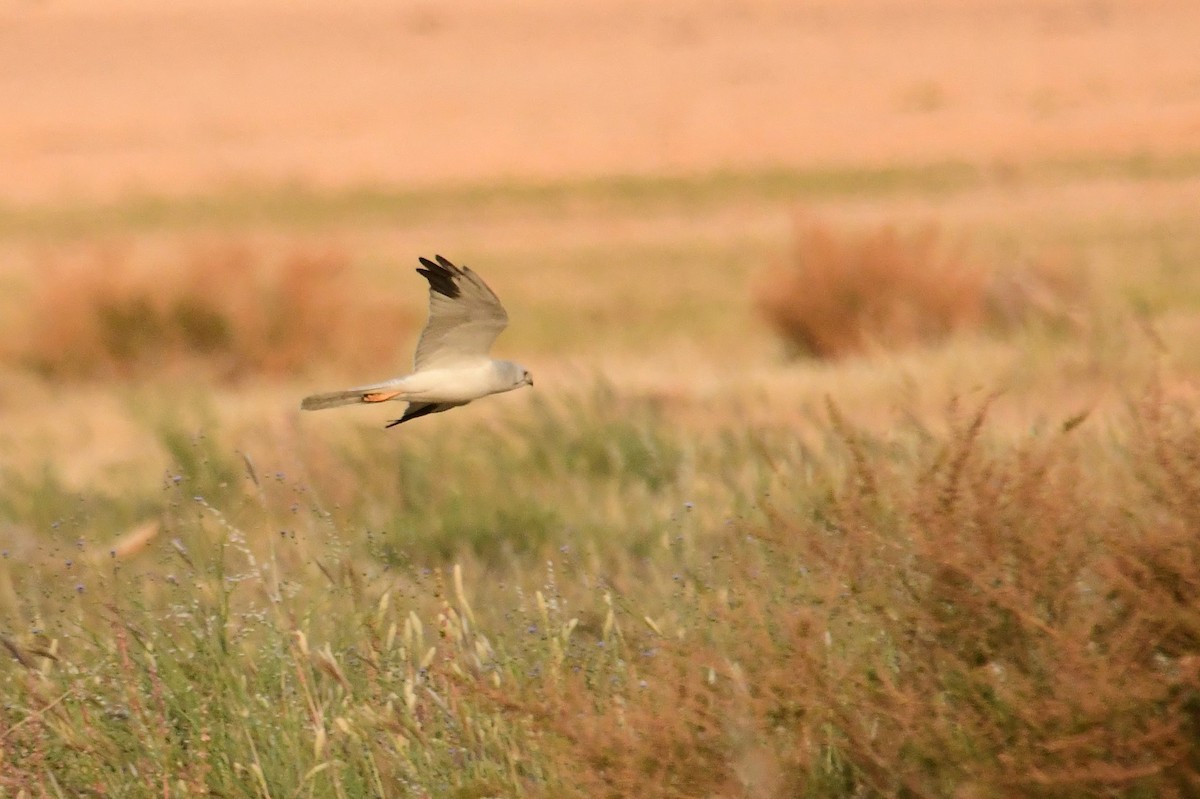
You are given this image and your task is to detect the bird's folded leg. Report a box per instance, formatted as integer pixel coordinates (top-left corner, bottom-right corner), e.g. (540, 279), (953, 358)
(362, 391), (403, 403)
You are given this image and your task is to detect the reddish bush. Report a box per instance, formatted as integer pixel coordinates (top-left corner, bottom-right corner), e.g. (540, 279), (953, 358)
(18, 243), (412, 381)
(757, 217), (1079, 359)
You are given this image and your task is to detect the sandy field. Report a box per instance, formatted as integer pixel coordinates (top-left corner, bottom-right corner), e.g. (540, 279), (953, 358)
(1, 0), (1199, 483)
(2, 0), (1199, 202)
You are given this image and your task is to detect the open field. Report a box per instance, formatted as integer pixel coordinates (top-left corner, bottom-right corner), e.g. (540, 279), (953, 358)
(4, 0), (1200, 203)
(3, 1), (1200, 796)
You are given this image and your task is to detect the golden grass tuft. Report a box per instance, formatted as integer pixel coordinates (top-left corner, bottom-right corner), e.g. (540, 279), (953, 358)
(756, 216), (1080, 359)
(16, 242), (413, 381)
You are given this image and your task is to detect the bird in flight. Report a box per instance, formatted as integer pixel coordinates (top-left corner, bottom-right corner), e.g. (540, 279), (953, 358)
(300, 255), (533, 427)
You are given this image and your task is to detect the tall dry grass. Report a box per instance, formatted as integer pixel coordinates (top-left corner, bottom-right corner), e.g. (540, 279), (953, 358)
(2, 387), (1199, 796)
(490, 392), (1200, 798)
(756, 217), (1081, 359)
(15, 242), (412, 381)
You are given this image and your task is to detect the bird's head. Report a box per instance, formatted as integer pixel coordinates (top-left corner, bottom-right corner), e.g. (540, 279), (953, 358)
(499, 360), (534, 390)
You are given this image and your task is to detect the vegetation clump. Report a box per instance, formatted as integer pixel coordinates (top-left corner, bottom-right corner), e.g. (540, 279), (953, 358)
(757, 218), (1080, 359)
(18, 243), (411, 380)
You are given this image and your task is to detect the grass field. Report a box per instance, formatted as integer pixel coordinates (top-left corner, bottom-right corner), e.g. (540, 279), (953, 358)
(4, 1), (1200, 795)
(2, 154), (1200, 796)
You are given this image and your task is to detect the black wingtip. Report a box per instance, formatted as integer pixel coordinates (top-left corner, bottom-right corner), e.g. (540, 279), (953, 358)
(416, 255), (461, 299)
(385, 402), (448, 428)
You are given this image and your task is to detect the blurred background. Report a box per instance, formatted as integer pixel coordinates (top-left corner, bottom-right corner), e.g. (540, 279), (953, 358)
(5, 3), (1200, 793)
(1, 0), (1199, 475)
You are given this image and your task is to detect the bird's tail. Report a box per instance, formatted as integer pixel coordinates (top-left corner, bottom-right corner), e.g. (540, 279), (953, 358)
(300, 382), (406, 411)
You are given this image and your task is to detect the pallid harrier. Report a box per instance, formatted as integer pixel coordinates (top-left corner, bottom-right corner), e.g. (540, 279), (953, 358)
(300, 255), (532, 427)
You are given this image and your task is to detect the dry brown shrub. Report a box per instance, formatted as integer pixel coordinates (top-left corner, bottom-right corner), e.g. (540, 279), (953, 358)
(810, 397), (1200, 795)
(756, 217), (1080, 359)
(504, 393), (1200, 797)
(18, 242), (412, 381)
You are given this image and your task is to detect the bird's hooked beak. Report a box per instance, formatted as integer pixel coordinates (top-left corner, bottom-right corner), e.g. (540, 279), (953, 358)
(524, 373), (534, 387)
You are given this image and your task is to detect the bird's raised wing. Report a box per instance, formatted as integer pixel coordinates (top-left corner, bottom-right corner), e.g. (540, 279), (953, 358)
(412, 255), (509, 371)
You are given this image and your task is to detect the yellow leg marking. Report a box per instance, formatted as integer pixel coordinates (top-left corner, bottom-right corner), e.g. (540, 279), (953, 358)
(362, 391), (402, 403)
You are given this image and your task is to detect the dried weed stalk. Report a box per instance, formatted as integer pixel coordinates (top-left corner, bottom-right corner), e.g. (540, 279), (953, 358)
(510, 394), (1200, 797)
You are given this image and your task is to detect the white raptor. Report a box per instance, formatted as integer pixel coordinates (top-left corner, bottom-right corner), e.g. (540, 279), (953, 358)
(300, 255), (533, 427)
